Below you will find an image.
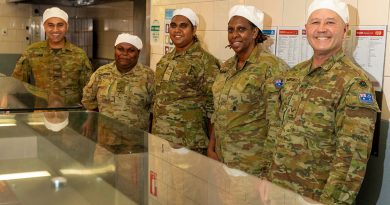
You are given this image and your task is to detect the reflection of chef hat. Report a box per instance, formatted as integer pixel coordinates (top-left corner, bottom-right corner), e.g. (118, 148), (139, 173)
(172, 8), (199, 27)
(43, 115), (69, 132)
(223, 165), (248, 177)
(307, 0), (349, 23)
(171, 147), (190, 155)
(114, 33), (143, 50)
(43, 7), (68, 23)
(229, 5), (264, 30)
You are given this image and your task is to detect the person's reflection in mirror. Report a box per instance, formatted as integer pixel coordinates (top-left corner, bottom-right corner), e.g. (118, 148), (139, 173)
(43, 93), (69, 132)
(92, 114), (145, 203)
(81, 111), (97, 139)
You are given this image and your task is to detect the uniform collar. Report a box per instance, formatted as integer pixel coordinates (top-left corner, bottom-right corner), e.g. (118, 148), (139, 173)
(220, 44), (262, 77)
(233, 44), (262, 71)
(45, 38), (73, 52)
(171, 41), (200, 58)
(308, 49), (345, 74)
(113, 61), (140, 75)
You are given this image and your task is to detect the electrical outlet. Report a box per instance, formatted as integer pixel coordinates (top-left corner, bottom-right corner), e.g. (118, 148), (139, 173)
(1, 28), (7, 36)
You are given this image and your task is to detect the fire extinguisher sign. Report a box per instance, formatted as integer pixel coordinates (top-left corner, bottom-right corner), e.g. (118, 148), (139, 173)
(149, 170), (157, 196)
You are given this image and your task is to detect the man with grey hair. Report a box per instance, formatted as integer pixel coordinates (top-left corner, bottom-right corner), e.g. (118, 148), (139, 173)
(12, 7), (93, 104)
(265, 0), (379, 204)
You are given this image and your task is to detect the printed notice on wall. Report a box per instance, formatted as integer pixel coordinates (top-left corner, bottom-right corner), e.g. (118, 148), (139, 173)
(300, 28), (314, 62)
(151, 20), (160, 43)
(351, 25), (387, 90)
(276, 27), (301, 67)
(164, 9), (175, 54)
(262, 27), (277, 55)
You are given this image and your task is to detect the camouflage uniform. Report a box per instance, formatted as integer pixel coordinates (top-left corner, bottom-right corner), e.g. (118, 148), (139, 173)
(12, 40), (93, 104)
(82, 62), (154, 132)
(267, 50), (379, 204)
(212, 45), (288, 176)
(152, 41), (220, 151)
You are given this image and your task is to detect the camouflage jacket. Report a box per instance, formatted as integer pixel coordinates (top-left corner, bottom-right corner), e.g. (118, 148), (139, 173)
(12, 40), (93, 104)
(82, 62), (154, 132)
(212, 44), (288, 175)
(267, 50), (379, 204)
(152, 41), (220, 149)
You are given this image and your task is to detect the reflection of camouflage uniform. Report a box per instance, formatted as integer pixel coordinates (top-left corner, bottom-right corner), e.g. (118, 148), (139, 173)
(96, 114), (146, 154)
(212, 45), (288, 175)
(82, 62), (154, 132)
(12, 40), (93, 104)
(267, 50), (379, 204)
(152, 42), (220, 150)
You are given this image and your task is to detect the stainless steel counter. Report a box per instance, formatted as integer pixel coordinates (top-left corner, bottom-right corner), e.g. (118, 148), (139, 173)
(0, 111), (317, 205)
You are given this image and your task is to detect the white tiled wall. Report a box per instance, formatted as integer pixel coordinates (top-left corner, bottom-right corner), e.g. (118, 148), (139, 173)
(0, 2), (31, 54)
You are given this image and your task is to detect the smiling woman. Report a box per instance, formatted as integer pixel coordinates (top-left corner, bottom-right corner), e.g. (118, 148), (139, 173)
(152, 8), (220, 155)
(209, 4), (289, 176)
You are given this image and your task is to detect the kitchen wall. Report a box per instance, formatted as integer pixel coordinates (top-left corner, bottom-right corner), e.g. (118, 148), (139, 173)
(0, 0), (31, 75)
(150, 0), (390, 204)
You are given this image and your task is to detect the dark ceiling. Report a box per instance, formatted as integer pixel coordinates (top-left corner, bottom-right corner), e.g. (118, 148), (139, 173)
(7, 0), (132, 7)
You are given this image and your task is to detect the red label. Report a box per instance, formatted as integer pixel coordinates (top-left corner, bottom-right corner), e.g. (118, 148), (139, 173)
(149, 170), (157, 196)
(356, 30), (384, 36)
(279, 30), (299, 35)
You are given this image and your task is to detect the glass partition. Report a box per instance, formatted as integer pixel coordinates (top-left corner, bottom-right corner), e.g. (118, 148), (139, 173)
(0, 76), (83, 112)
(0, 111), (320, 205)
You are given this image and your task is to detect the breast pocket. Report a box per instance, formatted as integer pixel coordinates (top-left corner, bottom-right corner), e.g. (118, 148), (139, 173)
(126, 82), (149, 108)
(97, 79), (114, 104)
(300, 87), (337, 139)
(232, 74), (261, 104)
(280, 77), (300, 106)
(170, 63), (195, 88)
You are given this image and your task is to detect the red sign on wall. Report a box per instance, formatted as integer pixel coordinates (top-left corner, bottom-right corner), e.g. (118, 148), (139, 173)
(279, 30), (299, 35)
(149, 170), (157, 196)
(356, 30), (384, 36)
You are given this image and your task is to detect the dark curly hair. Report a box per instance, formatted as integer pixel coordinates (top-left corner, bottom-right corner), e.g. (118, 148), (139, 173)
(249, 22), (268, 44)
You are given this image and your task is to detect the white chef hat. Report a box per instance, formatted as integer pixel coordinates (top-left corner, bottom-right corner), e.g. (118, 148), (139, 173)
(43, 7), (68, 24)
(307, 0), (349, 23)
(229, 5), (264, 30)
(114, 33), (143, 50)
(172, 8), (199, 27)
(43, 114), (69, 132)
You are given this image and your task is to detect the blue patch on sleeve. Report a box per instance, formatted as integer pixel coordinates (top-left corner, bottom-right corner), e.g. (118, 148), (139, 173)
(274, 79), (283, 88)
(359, 93), (373, 104)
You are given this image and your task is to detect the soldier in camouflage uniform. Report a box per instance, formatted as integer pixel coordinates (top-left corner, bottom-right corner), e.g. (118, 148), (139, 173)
(82, 33), (154, 132)
(152, 8), (220, 154)
(208, 5), (288, 176)
(12, 7), (92, 104)
(265, 0), (380, 204)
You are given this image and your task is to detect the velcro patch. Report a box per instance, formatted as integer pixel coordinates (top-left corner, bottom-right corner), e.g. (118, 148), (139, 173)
(359, 93), (373, 104)
(274, 79), (283, 88)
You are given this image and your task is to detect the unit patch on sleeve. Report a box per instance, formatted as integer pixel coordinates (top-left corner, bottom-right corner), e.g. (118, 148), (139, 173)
(359, 93), (373, 104)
